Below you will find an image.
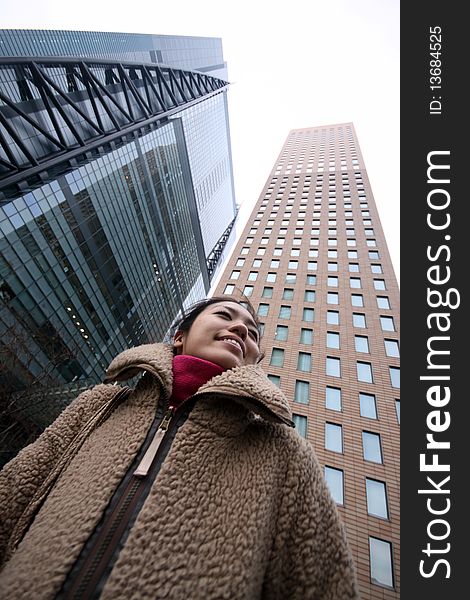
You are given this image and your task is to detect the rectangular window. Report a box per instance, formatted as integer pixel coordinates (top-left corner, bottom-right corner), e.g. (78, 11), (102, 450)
(258, 303), (269, 316)
(302, 307), (315, 322)
(389, 367), (400, 388)
(374, 279), (386, 290)
(285, 273), (296, 284)
(267, 374), (280, 387)
(395, 400), (400, 424)
(353, 313), (366, 328)
(369, 537), (394, 588)
(307, 261), (317, 270)
(300, 328), (313, 344)
(348, 250), (358, 259)
(357, 361), (373, 383)
(224, 284), (235, 294)
(324, 467), (344, 505)
(297, 352), (312, 372)
(327, 276), (339, 287)
(288, 260), (298, 269)
(325, 423), (343, 453)
(262, 286), (273, 298)
(252, 258), (262, 268)
(371, 264), (383, 274)
(351, 294), (364, 307)
(306, 274), (317, 285)
(293, 414), (307, 438)
(270, 348), (285, 367)
(350, 277), (362, 289)
(366, 479), (389, 519)
(380, 316), (395, 331)
(248, 271), (258, 281)
(326, 356), (341, 377)
(360, 392), (377, 419)
(363, 432), (383, 463)
(294, 380), (310, 404)
(327, 310), (339, 325)
(355, 335), (370, 353)
(279, 305), (291, 319)
(328, 262), (338, 272)
(349, 263), (360, 272)
(384, 339), (400, 357)
(377, 296), (391, 309)
(327, 292), (339, 305)
(326, 386), (342, 411)
(241, 247), (249, 255)
(304, 290), (315, 302)
(236, 258), (245, 267)
(275, 325), (288, 341)
(283, 288), (294, 300)
(243, 285), (254, 297)
(230, 270), (240, 280)
(270, 259), (280, 268)
(327, 331), (340, 349)
(266, 272), (277, 283)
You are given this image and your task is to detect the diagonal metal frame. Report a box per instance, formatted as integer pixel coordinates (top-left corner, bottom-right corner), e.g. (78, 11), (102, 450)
(0, 57), (228, 193)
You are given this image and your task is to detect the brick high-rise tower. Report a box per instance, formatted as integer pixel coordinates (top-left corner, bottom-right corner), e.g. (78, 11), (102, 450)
(214, 123), (400, 599)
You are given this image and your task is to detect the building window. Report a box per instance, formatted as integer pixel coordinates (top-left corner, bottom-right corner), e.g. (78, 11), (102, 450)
(243, 285), (254, 297)
(389, 367), (400, 388)
(304, 290), (315, 302)
(293, 414), (308, 438)
(224, 284), (235, 294)
(395, 399), (400, 424)
(377, 296), (391, 309)
(267, 374), (280, 387)
(306, 274), (317, 285)
(302, 307), (314, 322)
(350, 277), (362, 289)
(294, 380), (310, 404)
(380, 316), (395, 331)
(369, 251), (380, 259)
(262, 286), (273, 298)
(326, 356), (341, 377)
(258, 303), (269, 316)
(369, 537), (394, 588)
(325, 423), (343, 453)
(270, 348), (285, 367)
(327, 310), (340, 325)
(362, 431), (383, 463)
(273, 248), (282, 256)
(357, 361), (373, 383)
(360, 392), (377, 419)
(348, 250), (358, 259)
(349, 263), (360, 272)
(270, 259), (280, 268)
(275, 325), (288, 341)
(328, 262), (338, 272)
(327, 292), (339, 305)
(241, 247), (249, 255)
(327, 276), (339, 287)
(283, 288), (294, 300)
(266, 272), (277, 283)
(366, 479), (389, 519)
(326, 386), (342, 411)
(374, 279), (386, 290)
(248, 271), (258, 281)
(279, 305), (291, 319)
(252, 258), (262, 268)
(307, 261), (317, 270)
(230, 270), (240, 280)
(355, 335), (370, 353)
(353, 313), (367, 328)
(324, 467), (344, 505)
(371, 264), (383, 274)
(300, 328), (313, 344)
(285, 273), (296, 284)
(297, 352), (312, 372)
(327, 331), (340, 349)
(384, 339), (400, 357)
(257, 248), (266, 256)
(351, 294), (364, 307)
(236, 258), (245, 267)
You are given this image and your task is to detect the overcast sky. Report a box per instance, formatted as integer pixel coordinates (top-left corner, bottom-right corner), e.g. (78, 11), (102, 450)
(2, 0), (400, 281)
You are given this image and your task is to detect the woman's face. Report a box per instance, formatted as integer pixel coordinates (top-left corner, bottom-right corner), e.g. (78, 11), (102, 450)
(173, 301), (260, 369)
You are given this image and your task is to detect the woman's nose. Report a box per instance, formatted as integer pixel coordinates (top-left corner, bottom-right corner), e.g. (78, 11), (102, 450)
(228, 320), (248, 339)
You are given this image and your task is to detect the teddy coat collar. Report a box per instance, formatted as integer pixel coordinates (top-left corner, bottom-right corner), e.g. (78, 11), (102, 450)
(104, 343), (294, 427)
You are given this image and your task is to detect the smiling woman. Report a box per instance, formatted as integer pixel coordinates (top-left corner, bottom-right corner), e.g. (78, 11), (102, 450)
(0, 296), (359, 599)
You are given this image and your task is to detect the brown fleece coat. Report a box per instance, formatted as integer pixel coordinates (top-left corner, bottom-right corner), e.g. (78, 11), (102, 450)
(0, 344), (358, 599)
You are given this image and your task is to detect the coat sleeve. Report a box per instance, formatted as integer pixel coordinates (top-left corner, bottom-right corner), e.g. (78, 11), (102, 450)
(0, 384), (117, 567)
(263, 436), (360, 600)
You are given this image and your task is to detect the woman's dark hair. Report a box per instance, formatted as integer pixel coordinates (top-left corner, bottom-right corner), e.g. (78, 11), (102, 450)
(168, 295), (264, 361)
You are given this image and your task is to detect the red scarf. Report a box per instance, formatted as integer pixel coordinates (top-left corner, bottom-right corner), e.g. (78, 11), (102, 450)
(169, 355), (224, 409)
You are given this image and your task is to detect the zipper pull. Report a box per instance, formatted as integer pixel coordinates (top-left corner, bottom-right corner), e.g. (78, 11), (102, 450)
(133, 407), (175, 477)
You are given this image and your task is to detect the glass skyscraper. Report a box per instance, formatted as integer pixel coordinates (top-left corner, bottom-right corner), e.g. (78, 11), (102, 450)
(0, 30), (237, 460)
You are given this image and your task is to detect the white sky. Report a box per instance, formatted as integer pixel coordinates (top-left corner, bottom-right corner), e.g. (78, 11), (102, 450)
(2, 0), (400, 281)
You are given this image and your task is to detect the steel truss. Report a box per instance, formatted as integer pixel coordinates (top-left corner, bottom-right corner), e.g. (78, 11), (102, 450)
(0, 57), (229, 197)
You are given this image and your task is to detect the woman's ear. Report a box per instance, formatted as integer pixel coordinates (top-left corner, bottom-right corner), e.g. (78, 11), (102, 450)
(173, 330), (185, 354)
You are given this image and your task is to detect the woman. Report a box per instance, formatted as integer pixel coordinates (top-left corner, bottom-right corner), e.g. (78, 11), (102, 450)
(0, 297), (358, 599)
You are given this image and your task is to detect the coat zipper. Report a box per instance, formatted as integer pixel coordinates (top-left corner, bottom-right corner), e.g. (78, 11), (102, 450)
(57, 401), (188, 600)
